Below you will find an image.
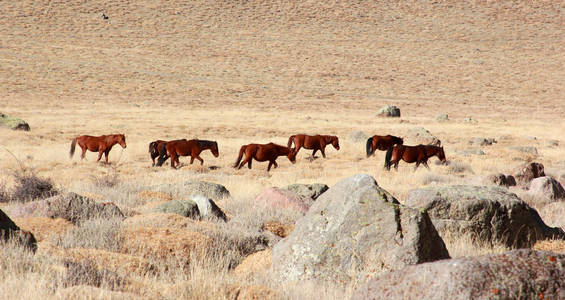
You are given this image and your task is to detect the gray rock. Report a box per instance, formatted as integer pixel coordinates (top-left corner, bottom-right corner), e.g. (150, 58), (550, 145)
(456, 148), (485, 156)
(283, 183), (329, 201)
(405, 185), (565, 248)
(546, 139), (559, 147)
(0, 209), (37, 252)
(376, 105), (401, 117)
(190, 195), (227, 221)
(509, 146), (538, 155)
(154, 181), (230, 200)
(468, 137), (496, 146)
(272, 174), (449, 285)
(255, 187), (312, 213)
(406, 127), (441, 146)
(354, 249), (565, 300)
(7, 192), (124, 225)
(512, 162), (545, 186)
(0, 113), (30, 131)
(435, 113), (449, 122)
(481, 173), (512, 187)
(528, 176), (565, 200)
(463, 117), (478, 124)
(154, 199), (200, 219)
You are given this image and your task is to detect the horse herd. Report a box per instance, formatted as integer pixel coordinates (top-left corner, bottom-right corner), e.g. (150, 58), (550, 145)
(69, 133), (447, 172)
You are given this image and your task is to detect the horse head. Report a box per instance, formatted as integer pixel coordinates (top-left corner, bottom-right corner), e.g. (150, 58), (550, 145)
(287, 147), (297, 164)
(331, 136), (340, 150)
(118, 134), (127, 148)
(211, 142), (219, 157)
(438, 146), (447, 164)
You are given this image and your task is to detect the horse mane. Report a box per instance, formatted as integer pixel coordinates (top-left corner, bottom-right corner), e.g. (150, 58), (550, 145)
(197, 140), (217, 148)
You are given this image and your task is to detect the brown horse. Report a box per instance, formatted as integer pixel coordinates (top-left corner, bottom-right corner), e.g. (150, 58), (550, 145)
(384, 144), (446, 171)
(156, 139), (219, 168)
(366, 135), (403, 157)
(69, 134), (127, 164)
(234, 143), (296, 171)
(287, 134), (340, 158)
(149, 140), (169, 166)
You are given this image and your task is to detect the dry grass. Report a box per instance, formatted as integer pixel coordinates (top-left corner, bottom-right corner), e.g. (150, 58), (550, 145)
(1, 0), (565, 298)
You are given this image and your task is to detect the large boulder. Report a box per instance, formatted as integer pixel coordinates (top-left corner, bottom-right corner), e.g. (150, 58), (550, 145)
(406, 127), (441, 146)
(283, 183), (329, 201)
(0, 112), (30, 131)
(255, 187), (312, 213)
(481, 173), (515, 187)
(153, 199), (200, 219)
(512, 162), (545, 186)
(6, 192), (123, 224)
(190, 195), (227, 221)
(376, 105), (400, 117)
(354, 249), (565, 300)
(272, 174), (450, 285)
(0, 209), (37, 252)
(405, 185), (565, 248)
(528, 176), (565, 200)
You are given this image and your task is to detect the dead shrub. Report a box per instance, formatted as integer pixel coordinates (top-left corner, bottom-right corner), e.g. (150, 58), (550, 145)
(61, 260), (125, 291)
(53, 217), (123, 252)
(11, 172), (57, 202)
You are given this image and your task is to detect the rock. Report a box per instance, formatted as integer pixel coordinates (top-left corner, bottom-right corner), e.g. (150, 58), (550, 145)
(283, 183), (329, 201)
(546, 140), (559, 147)
(528, 176), (565, 200)
(509, 146), (538, 155)
(348, 131), (369, 143)
(481, 173), (512, 187)
(354, 249), (565, 300)
(190, 195), (227, 221)
(538, 202), (565, 228)
(376, 105), (401, 117)
(255, 187), (312, 213)
(262, 221), (294, 238)
(406, 127), (441, 146)
(463, 117), (478, 124)
(0, 209), (37, 252)
(405, 185), (565, 248)
(232, 249), (272, 278)
(154, 181), (230, 200)
(506, 175), (517, 186)
(153, 199), (200, 219)
(0, 112), (30, 131)
(512, 162), (545, 186)
(272, 174), (450, 285)
(435, 113), (449, 122)
(7, 192), (124, 225)
(456, 148), (485, 156)
(468, 137), (496, 146)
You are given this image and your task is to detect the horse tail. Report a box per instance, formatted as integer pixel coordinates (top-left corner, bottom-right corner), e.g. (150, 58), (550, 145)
(287, 135), (295, 148)
(148, 142), (155, 154)
(384, 146), (394, 170)
(398, 137), (404, 145)
(233, 145), (246, 168)
(69, 138), (77, 158)
(156, 143), (168, 166)
(366, 137), (374, 157)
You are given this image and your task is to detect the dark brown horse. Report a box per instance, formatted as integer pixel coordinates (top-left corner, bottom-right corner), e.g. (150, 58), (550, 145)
(366, 135), (403, 157)
(156, 139), (219, 168)
(384, 144), (446, 171)
(69, 134), (127, 164)
(149, 140), (169, 166)
(234, 143), (296, 171)
(287, 134), (340, 158)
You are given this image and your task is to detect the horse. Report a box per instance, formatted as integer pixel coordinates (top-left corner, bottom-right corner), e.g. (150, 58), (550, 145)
(384, 144), (446, 171)
(287, 134), (340, 158)
(233, 142), (296, 171)
(366, 135), (403, 157)
(156, 139), (219, 169)
(148, 140), (169, 166)
(69, 134), (127, 164)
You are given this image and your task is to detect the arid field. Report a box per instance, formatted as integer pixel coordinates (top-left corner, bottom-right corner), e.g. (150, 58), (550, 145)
(1, 1), (565, 299)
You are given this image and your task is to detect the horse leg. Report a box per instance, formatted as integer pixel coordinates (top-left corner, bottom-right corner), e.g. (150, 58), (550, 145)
(104, 149), (111, 164)
(320, 147), (326, 158)
(196, 156), (204, 165)
(311, 149), (317, 157)
(273, 160), (278, 169)
(80, 146), (87, 160)
(190, 156), (195, 164)
(96, 150), (104, 162)
(423, 160), (430, 170)
(414, 162), (420, 172)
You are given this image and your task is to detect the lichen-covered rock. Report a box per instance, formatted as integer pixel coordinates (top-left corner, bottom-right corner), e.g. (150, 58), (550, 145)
(406, 127), (441, 146)
(0, 113), (30, 131)
(481, 173), (512, 187)
(190, 195), (227, 221)
(272, 174), (449, 285)
(354, 250), (565, 300)
(153, 199), (200, 219)
(512, 162), (545, 186)
(405, 185), (565, 248)
(283, 183), (329, 201)
(153, 181), (230, 200)
(376, 105), (401, 117)
(528, 176), (565, 200)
